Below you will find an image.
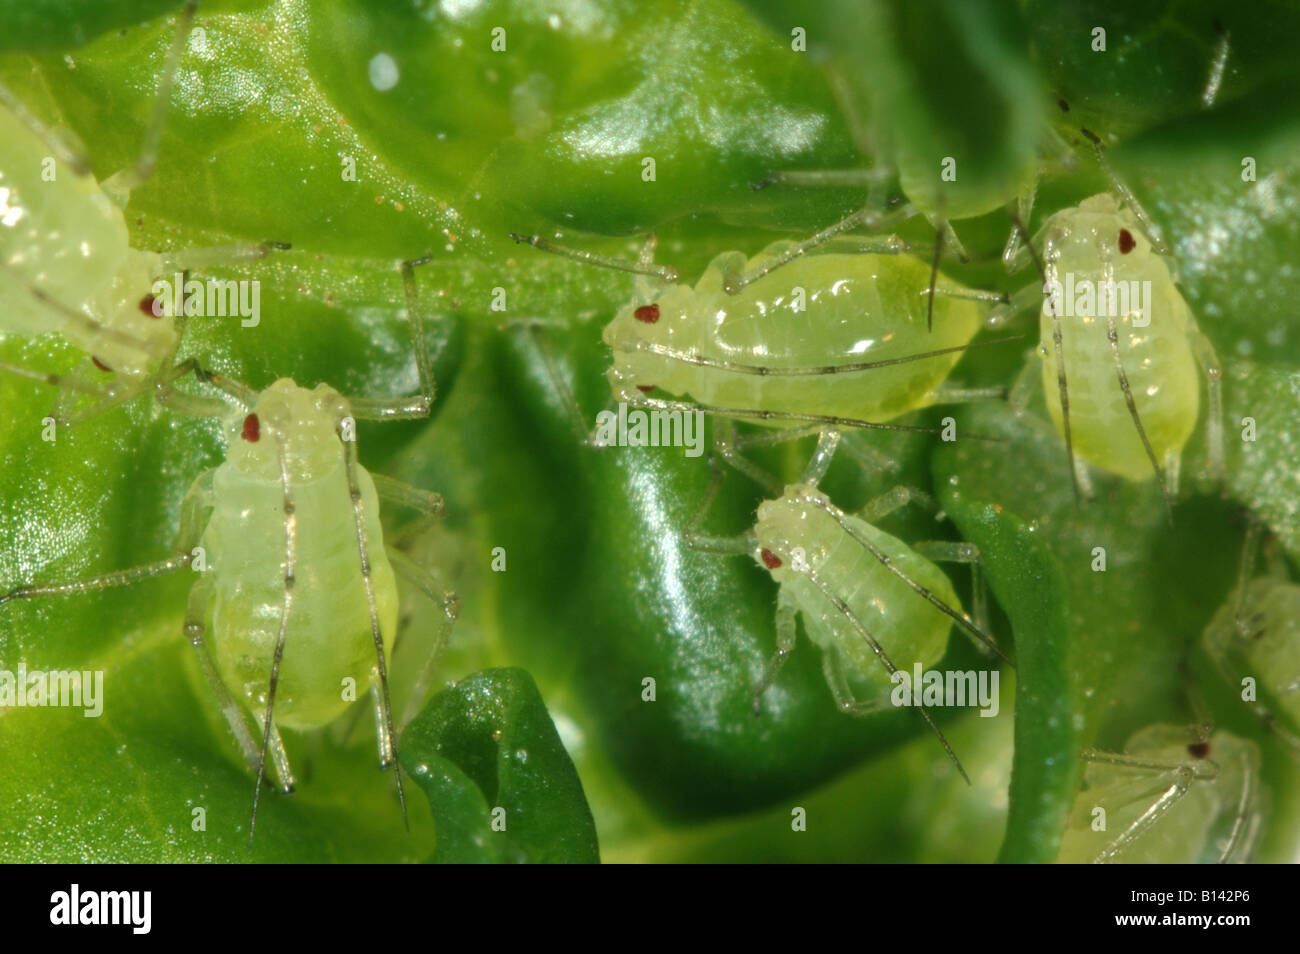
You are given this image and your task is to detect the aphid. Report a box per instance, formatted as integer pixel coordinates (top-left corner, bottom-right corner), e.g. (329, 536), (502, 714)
(1204, 518), (1300, 754)
(510, 229), (1016, 444)
(0, 268), (456, 842)
(1000, 192), (1223, 514)
(0, 2), (286, 423)
(682, 426), (1007, 782)
(1056, 725), (1261, 864)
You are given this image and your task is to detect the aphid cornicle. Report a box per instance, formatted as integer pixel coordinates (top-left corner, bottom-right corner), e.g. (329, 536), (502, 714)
(1002, 192), (1223, 510)
(683, 427), (1006, 781)
(1204, 520), (1300, 754)
(1056, 725), (1261, 864)
(512, 229), (1014, 440)
(0, 262), (456, 841)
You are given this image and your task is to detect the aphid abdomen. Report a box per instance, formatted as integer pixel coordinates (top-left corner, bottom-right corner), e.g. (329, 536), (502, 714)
(1057, 726), (1259, 864)
(605, 250), (982, 424)
(0, 107), (131, 330)
(755, 485), (957, 692)
(203, 463), (399, 730)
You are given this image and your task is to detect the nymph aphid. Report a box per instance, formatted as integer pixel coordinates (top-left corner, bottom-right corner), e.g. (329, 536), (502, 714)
(0, 268), (456, 841)
(1056, 724), (1261, 864)
(1204, 518), (1300, 755)
(683, 426), (1007, 782)
(510, 229), (1017, 445)
(0, 2), (288, 423)
(999, 193), (1222, 515)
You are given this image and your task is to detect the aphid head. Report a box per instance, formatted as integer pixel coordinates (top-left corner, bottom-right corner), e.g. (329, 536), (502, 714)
(226, 379), (350, 482)
(603, 284), (697, 398)
(752, 484), (836, 582)
(1046, 193), (1154, 267)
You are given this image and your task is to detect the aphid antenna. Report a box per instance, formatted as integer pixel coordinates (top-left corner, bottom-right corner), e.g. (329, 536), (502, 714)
(509, 232), (680, 283)
(1095, 240), (1175, 524)
(806, 493), (1012, 666)
(122, 0), (200, 190)
(630, 333), (1025, 378)
(803, 569), (970, 784)
(0, 82), (92, 177)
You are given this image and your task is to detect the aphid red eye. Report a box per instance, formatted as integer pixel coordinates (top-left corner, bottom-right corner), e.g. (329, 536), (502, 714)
(91, 356), (113, 372)
(139, 294), (161, 318)
(636, 384), (656, 393)
(634, 304), (660, 323)
(241, 413), (261, 442)
(1118, 229), (1136, 254)
(1188, 741), (1211, 759)
(760, 548), (782, 569)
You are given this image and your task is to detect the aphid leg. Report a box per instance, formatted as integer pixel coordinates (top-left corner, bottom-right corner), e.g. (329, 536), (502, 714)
(175, 469), (289, 789)
(1219, 749), (1261, 863)
(722, 204), (915, 294)
(821, 647), (887, 717)
(680, 446), (758, 556)
(985, 284), (1046, 331)
(370, 474), (457, 726)
(623, 391), (1007, 442)
(98, 0), (199, 197)
(387, 548), (459, 728)
(804, 569), (969, 782)
(371, 472), (448, 546)
(1093, 767), (1197, 864)
(752, 589), (799, 715)
(336, 426), (407, 828)
(713, 420), (785, 497)
(340, 257), (437, 421)
(1001, 184), (1038, 273)
(0, 80), (91, 176)
(1105, 313), (1174, 522)
(182, 574), (272, 781)
(510, 322), (597, 446)
(0, 552), (191, 608)
(508, 232), (680, 283)
(912, 541), (996, 655)
(1202, 21), (1231, 109)
(1081, 130), (1171, 254)
(1007, 351), (1041, 415)
(751, 168), (894, 192)
(249, 426), (301, 846)
(0, 358), (111, 400)
(156, 240), (293, 272)
(797, 429), (840, 487)
(1190, 326), (1225, 483)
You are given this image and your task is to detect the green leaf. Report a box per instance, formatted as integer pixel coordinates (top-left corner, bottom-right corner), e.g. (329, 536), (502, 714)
(400, 668), (599, 864)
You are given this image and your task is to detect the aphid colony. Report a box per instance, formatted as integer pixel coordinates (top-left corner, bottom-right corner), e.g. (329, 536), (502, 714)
(0, 4), (456, 843)
(0, 2), (1286, 863)
(513, 149), (1274, 859)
